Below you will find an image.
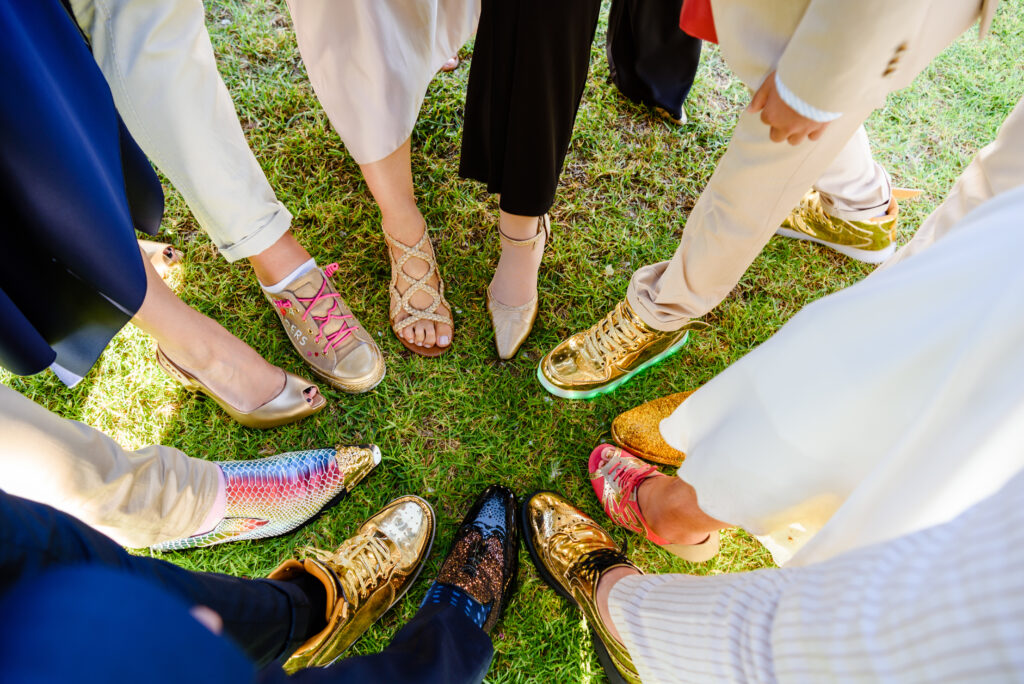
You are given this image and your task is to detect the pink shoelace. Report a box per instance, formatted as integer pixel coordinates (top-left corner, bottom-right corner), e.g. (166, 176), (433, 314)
(274, 263), (359, 349)
(605, 458), (660, 538)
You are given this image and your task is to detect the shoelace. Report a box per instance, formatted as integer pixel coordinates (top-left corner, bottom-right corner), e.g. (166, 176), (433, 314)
(608, 459), (656, 499)
(460, 535), (488, 578)
(574, 547), (631, 583)
(581, 304), (649, 364)
(276, 264), (359, 349)
(306, 532), (392, 603)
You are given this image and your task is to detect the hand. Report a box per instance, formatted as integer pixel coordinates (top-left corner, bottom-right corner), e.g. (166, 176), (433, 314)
(747, 71), (830, 145)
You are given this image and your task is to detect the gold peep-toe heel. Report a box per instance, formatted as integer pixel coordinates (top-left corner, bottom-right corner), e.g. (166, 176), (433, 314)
(155, 347), (326, 428)
(138, 239), (183, 278)
(487, 214), (550, 360)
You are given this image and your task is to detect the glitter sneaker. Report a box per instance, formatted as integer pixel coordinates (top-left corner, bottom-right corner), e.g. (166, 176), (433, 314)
(150, 446), (381, 552)
(267, 264), (385, 394)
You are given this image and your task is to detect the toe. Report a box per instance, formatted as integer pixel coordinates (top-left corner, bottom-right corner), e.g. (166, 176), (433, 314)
(422, 322), (436, 348)
(414, 322), (427, 347)
(437, 322), (452, 347)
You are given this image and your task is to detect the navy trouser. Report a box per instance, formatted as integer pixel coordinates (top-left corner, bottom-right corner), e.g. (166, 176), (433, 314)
(0, 490), (493, 682)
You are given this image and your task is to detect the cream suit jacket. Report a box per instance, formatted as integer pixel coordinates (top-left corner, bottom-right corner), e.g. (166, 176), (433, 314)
(710, 0), (998, 114)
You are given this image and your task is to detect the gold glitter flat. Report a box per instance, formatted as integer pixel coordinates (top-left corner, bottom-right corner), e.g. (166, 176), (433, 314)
(611, 391), (693, 466)
(272, 495), (436, 673)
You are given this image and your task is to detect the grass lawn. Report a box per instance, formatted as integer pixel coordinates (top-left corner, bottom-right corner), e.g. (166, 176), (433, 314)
(5, 2), (1022, 680)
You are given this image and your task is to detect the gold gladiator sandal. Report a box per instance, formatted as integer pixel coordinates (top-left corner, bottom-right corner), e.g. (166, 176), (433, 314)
(487, 214), (550, 360)
(383, 231), (454, 358)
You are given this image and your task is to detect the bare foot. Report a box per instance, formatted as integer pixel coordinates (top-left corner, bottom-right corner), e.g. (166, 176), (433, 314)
(383, 214), (453, 350)
(596, 565), (642, 645)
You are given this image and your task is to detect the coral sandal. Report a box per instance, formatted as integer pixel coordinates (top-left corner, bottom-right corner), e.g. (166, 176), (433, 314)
(383, 231), (454, 357)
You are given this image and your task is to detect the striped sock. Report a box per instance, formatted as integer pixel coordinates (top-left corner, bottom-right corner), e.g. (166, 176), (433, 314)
(419, 582), (490, 629)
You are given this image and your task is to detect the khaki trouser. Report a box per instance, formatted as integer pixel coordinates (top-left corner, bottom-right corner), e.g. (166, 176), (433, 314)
(0, 384), (217, 548)
(70, 0), (292, 262)
(627, 0), (982, 330)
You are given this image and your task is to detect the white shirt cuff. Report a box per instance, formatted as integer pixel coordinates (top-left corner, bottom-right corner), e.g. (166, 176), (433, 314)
(774, 73), (842, 122)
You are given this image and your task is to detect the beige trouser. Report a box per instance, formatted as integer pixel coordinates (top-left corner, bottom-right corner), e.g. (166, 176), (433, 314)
(70, 0), (292, 262)
(627, 1), (981, 330)
(0, 385), (217, 548)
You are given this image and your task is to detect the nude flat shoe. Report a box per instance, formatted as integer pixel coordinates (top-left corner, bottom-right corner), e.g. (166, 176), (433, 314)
(156, 347), (326, 428)
(487, 214), (550, 360)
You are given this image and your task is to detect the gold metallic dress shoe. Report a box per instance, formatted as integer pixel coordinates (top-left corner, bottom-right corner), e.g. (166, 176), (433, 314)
(265, 264), (385, 394)
(271, 495), (436, 674)
(611, 391), (693, 466)
(487, 214), (550, 360)
(538, 299), (705, 399)
(155, 347), (326, 429)
(776, 188), (919, 265)
(521, 491), (642, 684)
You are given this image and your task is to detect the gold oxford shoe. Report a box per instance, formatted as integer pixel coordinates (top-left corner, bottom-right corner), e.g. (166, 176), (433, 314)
(521, 491), (642, 684)
(611, 391), (693, 467)
(776, 188), (920, 265)
(538, 299), (706, 399)
(271, 495), (435, 673)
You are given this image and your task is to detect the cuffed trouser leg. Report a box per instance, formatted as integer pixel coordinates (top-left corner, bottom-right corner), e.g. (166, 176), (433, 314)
(0, 384), (218, 548)
(0, 490), (313, 667)
(814, 126), (891, 218)
(626, 102), (875, 330)
(69, 0), (292, 262)
(659, 186), (1024, 566)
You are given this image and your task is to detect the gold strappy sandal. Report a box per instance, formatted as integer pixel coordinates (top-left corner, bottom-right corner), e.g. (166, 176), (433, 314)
(383, 231), (454, 357)
(487, 215), (550, 360)
(156, 347), (326, 428)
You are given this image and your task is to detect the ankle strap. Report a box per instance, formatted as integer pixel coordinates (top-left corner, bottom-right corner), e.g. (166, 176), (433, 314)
(498, 214), (550, 248)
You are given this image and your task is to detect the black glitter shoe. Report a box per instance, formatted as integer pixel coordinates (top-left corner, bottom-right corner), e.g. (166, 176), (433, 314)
(429, 485), (519, 633)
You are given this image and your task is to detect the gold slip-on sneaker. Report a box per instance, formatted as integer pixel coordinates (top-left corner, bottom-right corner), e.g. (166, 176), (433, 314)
(521, 491), (642, 684)
(265, 264), (385, 394)
(271, 495), (435, 674)
(611, 391), (693, 466)
(776, 188), (920, 265)
(538, 299), (706, 399)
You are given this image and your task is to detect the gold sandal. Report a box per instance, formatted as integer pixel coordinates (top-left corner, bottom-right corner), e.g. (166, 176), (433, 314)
(487, 215), (550, 360)
(156, 347), (326, 428)
(383, 231), (454, 357)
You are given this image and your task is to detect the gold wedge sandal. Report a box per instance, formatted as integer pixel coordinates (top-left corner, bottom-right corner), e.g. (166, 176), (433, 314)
(487, 214), (550, 360)
(383, 231), (454, 358)
(156, 347), (326, 428)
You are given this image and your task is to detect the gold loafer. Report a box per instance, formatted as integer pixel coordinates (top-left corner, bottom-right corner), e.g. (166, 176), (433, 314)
(488, 215), (549, 360)
(611, 391), (694, 467)
(155, 347), (326, 429)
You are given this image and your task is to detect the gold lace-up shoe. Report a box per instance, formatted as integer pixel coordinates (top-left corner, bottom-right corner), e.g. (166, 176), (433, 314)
(270, 495), (435, 673)
(538, 299), (706, 399)
(776, 189), (919, 264)
(266, 264), (385, 394)
(521, 491), (642, 684)
(611, 391), (693, 466)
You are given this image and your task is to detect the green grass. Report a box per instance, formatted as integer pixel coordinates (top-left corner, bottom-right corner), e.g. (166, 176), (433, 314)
(5, 1), (1023, 680)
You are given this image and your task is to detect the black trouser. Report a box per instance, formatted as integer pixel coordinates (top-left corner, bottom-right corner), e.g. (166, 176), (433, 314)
(459, 0), (602, 217)
(606, 0), (702, 121)
(0, 489), (494, 682)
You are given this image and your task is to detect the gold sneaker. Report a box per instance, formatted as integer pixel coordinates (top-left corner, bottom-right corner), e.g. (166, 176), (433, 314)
(270, 495), (435, 673)
(265, 264), (385, 394)
(538, 299), (705, 399)
(521, 491), (642, 684)
(776, 189), (917, 265)
(611, 391), (693, 467)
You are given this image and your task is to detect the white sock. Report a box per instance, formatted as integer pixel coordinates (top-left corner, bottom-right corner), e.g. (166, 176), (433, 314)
(261, 258), (316, 294)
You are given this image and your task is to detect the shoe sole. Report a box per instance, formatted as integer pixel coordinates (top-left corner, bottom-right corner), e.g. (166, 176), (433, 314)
(152, 445), (382, 553)
(310, 362), (386, 395)
(775, 228), (895, 265)
(536, 332), (690, 400)
(519, 491), (633, 684)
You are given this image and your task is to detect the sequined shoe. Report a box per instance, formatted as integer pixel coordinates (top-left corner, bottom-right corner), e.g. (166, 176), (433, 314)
(611, 391), (693, 466)
(271, 495), (436, 673)
(538, 299), (706, 399)
(429, 485), (518, 633)
(521, 491), (642, 684)
(150, 446), (381, 552)
(589, 444), (718, 562)
(266, 263), (385, 394)
(776, 188), (919, 264)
